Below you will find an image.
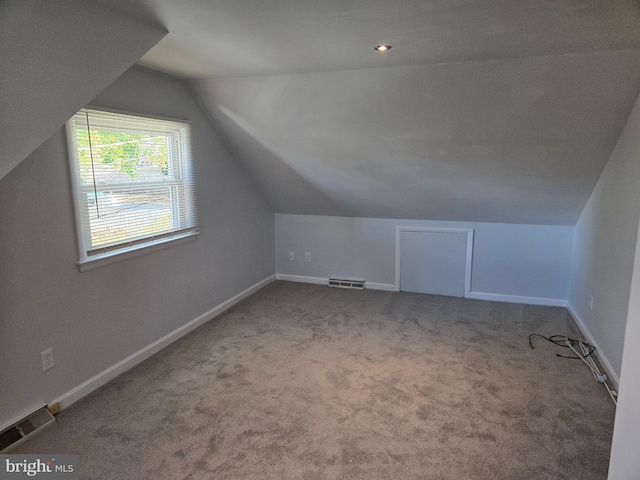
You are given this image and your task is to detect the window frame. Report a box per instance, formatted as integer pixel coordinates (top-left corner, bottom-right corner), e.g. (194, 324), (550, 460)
(66, 106), (199, 272)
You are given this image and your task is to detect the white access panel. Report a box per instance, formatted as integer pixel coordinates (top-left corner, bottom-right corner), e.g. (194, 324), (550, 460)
(400, 230), (468, 297)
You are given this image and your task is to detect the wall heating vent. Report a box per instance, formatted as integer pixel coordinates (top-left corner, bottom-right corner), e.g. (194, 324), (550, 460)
(328, 278), (365, 290)
(0, 407), (55, 453)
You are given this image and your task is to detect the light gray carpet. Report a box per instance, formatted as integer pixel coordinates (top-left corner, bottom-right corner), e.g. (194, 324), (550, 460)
(14, 281), (615, 479)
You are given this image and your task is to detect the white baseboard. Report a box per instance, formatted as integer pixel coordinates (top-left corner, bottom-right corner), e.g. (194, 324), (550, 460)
(365, 282), (396, 291)
(276, 276), (565, 301)
(468, 291), (567, 307)
(276, 274), (327, 285)
(48, 274), (276, 413)
(275, 274), (395, 292)
(567, 303), (620, 389)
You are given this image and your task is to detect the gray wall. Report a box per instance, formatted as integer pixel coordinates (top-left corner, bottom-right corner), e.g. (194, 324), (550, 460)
(0, 0), (166, 181)
(608, 221), (640, 479)
(276, 214), (573, 303)
(568, 93), (640, 379)
(0, 66), (275, 428)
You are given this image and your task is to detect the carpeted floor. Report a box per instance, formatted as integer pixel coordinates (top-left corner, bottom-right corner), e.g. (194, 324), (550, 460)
(14, 281), (615, 479)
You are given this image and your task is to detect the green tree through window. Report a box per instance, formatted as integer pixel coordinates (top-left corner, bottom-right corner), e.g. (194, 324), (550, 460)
(67, 108), (198, 266)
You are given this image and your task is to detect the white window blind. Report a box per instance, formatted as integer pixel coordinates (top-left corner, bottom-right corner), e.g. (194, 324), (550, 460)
(67, 108), (198, 263)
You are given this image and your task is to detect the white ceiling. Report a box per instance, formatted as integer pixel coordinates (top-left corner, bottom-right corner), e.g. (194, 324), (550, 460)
(94, 0), (640, 224)
(96, 0), (640, 78)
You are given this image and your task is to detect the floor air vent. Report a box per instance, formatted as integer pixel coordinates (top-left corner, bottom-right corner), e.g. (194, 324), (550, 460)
(0, 407), (55, 453)
(328, 278), (365, 290)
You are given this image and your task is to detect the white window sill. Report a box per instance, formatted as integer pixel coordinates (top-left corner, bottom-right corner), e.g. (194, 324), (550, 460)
(76, 231), (199, 272)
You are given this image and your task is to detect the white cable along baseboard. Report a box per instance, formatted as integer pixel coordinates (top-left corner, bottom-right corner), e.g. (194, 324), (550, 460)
(567, 303), (620, 390)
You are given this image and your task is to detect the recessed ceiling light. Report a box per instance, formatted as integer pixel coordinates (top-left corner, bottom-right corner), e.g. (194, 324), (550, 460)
(374, 45), (392, 52)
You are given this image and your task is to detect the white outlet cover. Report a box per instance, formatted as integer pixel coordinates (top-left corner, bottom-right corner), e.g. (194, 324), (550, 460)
(41, 348), (54, 371)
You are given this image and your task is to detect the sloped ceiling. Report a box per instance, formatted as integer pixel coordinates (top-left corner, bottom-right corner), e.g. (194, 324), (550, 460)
(95, 0), (640, 225)
(0, 0), (167, 182)
(193, 52), (640, 224)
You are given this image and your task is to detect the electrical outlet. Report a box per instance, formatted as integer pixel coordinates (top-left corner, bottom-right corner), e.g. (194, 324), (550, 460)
(41, 348), (54, 371)
(288, 251), (295, 261)
(304, 252), (311, 263)
(588, 295), (594, 311)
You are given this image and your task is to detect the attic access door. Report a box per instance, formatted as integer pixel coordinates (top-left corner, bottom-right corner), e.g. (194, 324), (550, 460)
(397, 228), (473, 297)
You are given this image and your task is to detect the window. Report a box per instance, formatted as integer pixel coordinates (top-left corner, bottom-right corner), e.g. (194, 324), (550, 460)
(67, 108), (198, 270)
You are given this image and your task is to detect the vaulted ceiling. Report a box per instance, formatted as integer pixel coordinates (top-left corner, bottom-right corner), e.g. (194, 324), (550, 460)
(44, 1), (640, 223)
(0, 0), (166, 181)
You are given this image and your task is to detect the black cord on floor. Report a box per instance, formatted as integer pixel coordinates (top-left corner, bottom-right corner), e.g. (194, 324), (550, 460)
(528, 334), (596, 359)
